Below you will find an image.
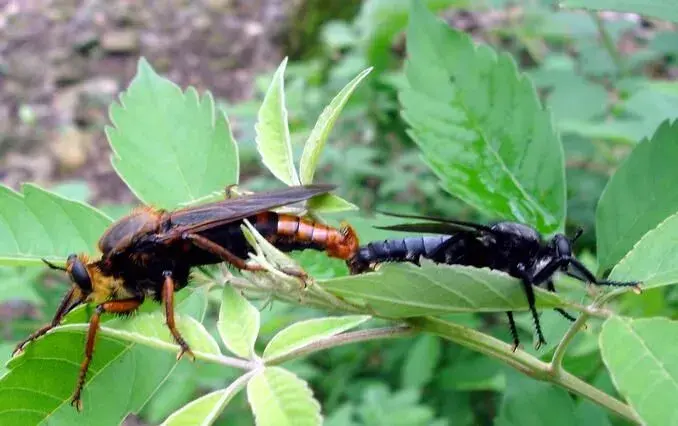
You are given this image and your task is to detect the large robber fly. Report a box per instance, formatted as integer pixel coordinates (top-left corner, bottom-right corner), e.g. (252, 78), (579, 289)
(347, 212), (641, 350)
(12, 184), (359, 410)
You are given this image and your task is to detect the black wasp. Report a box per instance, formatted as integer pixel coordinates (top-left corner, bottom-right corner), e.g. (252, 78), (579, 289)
(347, 213), (641, 350)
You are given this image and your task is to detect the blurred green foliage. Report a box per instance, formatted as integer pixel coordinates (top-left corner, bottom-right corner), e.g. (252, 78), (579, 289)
(2, 0), (678, 425)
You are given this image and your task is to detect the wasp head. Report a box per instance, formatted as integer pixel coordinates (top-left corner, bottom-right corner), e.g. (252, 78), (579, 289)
(43, 254), (93, 295)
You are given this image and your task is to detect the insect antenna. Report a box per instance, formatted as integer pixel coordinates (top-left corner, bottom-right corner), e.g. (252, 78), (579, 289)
(571, 227), (584, 244)
(42, 258), (67, 271)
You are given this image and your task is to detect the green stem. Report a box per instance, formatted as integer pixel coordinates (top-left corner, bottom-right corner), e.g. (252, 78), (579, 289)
(591, 12), (625, 76)
(550, 311), (591, 373)
(265, 325), (414, 365)
(410, 316), (640, 424)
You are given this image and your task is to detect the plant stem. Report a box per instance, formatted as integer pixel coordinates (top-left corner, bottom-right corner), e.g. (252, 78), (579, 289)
(591, 12), (625, 76)
(265, 325), (414, 365)
(551, 311), (591, 373)
(410, 316), (640, 424)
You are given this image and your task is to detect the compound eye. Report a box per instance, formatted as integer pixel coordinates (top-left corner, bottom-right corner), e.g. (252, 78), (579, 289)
(67, 255), (92, 294)
(555, 236), (571, 258)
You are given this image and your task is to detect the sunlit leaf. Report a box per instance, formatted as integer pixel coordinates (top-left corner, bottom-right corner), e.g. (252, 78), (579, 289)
(247, 367), (321, 426)
(161, 372), (254, 426)
(597, 120), (678, 272)
(218, 285), (260, 359)
(401, 1), (566, 233)
(319, 261), (572, 318)
(0, 288), (209, 426)
(0, 184), (111, 266)
(107, 58), (239, 209)
(263, 315), (370, 361)
(600, 316), (678, 426)
(300, 68), (372, 184)
(562, 0), (678, 24)
(255, 57), (300, 186)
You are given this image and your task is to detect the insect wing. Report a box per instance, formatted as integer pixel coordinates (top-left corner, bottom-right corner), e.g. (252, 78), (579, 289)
(169, 184), (335, 234)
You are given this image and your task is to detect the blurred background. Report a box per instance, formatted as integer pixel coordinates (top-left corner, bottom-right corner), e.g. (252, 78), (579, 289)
(1, 0), (676, 425)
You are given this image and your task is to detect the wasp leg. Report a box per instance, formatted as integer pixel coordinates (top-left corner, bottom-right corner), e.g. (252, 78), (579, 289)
(545, 279), (577, 322)
(162, 271), (195, 362)
(13, 287), (82, 356)
(506, 312), (520, 352)
(183, 233), (267, 273)
(71, 297), (143, 412)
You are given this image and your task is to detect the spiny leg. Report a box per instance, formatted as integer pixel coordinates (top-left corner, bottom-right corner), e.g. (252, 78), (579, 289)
(71, 297), (142, 411)
(506, 311), (520, 352)
(515, 267), (547, 349)
(569, 258), (642, 293)
(162, 271), (195, 361)
(546, 279), (577, 322)
(13, 286), (81, 355)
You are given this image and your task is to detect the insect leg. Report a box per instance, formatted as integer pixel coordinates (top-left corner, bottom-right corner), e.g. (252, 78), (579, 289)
(13, 286), (82, 355)
(183, 232), (307, 279)
(506, 312), (520, 352)
(71, 297), (143, 411)
(546, 279), (577, 322)
(162, 271), (195, 362)
(183, 233), (266, 272)
(514, 266), (547, 349)
(569, 259), (641, 292)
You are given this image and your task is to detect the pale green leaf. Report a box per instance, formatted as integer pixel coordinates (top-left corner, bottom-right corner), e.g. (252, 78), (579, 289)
(401, 1), (566, 233)
(319, 261), (571, 318)
(247, 367), (321, 426)
(609, 211), (678, 289)
(562, 0), (678, 24)
(401, 335), (441, 389)
(597, 120), (678, 272)
(300, 67), (372, 184)
(600, 317), (678, 426)
(306, 193), (359, 213)
(218, 285), (260, 359)
(161, 372), (254, 426)
(255, 57), (300, 186)
(107, 58), (239, 209)
(263, 315), (370, 361)
(0, 184), (111, 266)
(0, 288), (208, 426)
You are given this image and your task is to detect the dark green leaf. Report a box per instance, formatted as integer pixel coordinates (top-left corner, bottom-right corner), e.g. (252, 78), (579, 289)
(107, 58), (239, 209)
(597, 120), (678, 272)
(401, 335), (441, 389)
(401, 1), (566, 233)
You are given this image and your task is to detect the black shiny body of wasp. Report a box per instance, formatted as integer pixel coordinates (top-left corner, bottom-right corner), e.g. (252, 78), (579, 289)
(348, 214), (641, 350)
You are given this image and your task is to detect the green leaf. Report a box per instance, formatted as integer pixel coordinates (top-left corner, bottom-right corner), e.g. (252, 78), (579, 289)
(401, 1), (565, 234)
(401, 335), (441, 389)
(218, 285), (260, 359)
(255, 57), (300, 186)
(263, 315), (370, 361)
(548, 77), (608, 122)
(0, 184), (111, 266)
(609, 211), (678, 289)
(562, 0), (678, 24)
(597, 120), (678, 272)
(495, 370), (578, 426)
(161, 372), (254, 426)
(306, 193), (358, 213)
(300, 67), (372, 184)
(600, 316), (678, 426)
(107, 58), (239, 209)
(0, 267), (43, 304)
(319, 261), (570, 318)
(0, 288), (209, 426)
(247, 367), (321, 426)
